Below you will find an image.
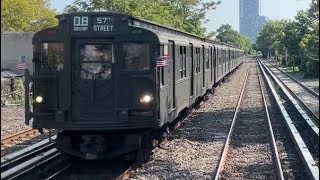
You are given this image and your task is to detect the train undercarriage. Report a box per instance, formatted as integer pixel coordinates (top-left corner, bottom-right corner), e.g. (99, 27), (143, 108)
(56, 130), (155, 160)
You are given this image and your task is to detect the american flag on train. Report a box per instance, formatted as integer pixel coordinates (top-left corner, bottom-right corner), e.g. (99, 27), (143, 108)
(156, 55), (169, 67)
(16, 56), (27, 70)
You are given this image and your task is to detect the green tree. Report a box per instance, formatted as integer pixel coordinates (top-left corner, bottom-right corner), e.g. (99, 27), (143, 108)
(1, 0), (57, 32)
(298, 0), (319, 76)
(64, 0), (221, 38)
(215, 24), (254, 54)
(255, 20), (288, 62)
(216, 24), (239, 46)
(255, 0), (319, 77)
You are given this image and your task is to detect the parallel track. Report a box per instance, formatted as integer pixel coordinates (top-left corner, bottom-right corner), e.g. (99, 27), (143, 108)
(1, 129), (40, 149)
(260, 60), (319, 156)
(214, 64), (283, 179)
(266, 61), (319, 98)
(1, 136), (63, 180)
(258, 60), (319, 180)
(265, 61), (319, 121)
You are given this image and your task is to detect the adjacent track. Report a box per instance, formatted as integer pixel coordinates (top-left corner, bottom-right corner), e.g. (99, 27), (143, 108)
(264, 61), (319, 121)
(1, 136), (62, 180)
(1, 129), (40, 149)
(258, 60), (319, 180)
(266, 61), (319, 98)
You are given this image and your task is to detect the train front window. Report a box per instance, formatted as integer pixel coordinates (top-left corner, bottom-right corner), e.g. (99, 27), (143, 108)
(123, 43), (149, 71)
(42, 43), (64, 71)
(80, 44), (113, 80)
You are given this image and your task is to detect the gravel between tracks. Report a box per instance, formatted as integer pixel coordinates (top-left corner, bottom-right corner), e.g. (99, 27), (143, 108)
(268, 61), (319, 94)
(266, 63), (319, 119)
(1, 105), (30, 138)
(130, 61), (252, 179)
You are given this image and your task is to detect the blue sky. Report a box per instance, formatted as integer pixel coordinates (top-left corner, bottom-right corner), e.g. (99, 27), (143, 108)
(50, 0), (311, 32)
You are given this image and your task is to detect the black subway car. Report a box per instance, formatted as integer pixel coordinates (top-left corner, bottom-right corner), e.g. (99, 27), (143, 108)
(25, 12), (244, 159)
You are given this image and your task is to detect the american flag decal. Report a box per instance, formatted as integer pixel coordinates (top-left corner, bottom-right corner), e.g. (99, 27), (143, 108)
(16, 56), (27, 70)
(156, 55), (169, 67)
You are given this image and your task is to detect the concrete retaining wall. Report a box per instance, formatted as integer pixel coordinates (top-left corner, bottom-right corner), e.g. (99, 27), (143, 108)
(1, 32), (35, 73)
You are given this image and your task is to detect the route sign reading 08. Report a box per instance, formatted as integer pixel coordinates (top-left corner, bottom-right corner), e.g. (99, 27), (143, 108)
(73, 16), (114, 32)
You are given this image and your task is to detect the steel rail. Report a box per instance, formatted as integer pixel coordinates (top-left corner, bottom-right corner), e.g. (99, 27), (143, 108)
(265, 61), (319, 121)
(1, 129), (39, 148)
(213, 69), (250, 180)
(1, 148), (61, 180)
(259, 60), (319, 136)
(257, 66), (285, 180)
(45, 163), (72, 180)
(266, 61), (319, 98)
(1, 136), (57, 170)
(258, 60), (319, 180)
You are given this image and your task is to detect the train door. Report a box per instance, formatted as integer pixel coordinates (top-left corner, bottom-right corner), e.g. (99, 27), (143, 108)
(168, 41), (176, 112)
(72, 39), (115, 122)
(189, 43), (194, 97)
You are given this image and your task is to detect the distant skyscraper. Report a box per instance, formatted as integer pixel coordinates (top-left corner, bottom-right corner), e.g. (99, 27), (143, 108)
(240, 0), (267, 42)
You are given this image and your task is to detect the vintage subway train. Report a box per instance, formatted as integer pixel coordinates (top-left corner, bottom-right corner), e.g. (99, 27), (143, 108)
(24, 12), (244, 160)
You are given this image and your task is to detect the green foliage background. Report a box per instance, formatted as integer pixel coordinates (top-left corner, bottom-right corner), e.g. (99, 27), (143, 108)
(1, 0), (58, 32)
(255, 0), (319, 77)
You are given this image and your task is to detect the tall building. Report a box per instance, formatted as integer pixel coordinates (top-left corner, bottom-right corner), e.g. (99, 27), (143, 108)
(240, 0), (267, 42)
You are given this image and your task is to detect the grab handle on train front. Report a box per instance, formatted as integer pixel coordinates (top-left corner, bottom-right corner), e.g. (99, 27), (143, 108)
(24, 69), (33, 125)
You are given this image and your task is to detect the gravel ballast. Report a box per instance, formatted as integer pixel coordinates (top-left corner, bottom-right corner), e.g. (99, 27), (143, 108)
(1, 105), (30, 138)
(130, 60), (252, 179)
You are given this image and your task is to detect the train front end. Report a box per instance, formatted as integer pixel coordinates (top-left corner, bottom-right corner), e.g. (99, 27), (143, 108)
(25, 13), (160, 159)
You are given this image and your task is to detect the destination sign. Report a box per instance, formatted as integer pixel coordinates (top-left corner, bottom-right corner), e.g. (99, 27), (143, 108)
(73, 16), (114, 32)
(92, 16), (114, 32)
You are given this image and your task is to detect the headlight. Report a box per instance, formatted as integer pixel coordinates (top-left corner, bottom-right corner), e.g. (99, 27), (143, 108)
(35, 96), (44, 103)
(140, 94), (153, 104)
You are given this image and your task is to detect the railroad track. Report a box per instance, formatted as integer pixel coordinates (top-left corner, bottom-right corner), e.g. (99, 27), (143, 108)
(44, 103), (204, 180)
(1, 129), (40, 150)
(258, 60), (319, 180)
(260, 60), (319, 155)
(1, 102), (203, 180)
(264, 60), (319, 121)
(1, 136), (64, 180)
(214, 64), (283, 179)
(265, 61), (319, 98)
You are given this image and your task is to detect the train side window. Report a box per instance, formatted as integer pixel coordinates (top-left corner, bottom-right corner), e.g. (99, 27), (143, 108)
(195, 48), (200, 73)
(123, 43), (149, 71)
(159, 45), (165, 86)
(179, 46), (187, 79)
(179, 46), (184, 79)
(206, 48), (210, 69)
(183, 47), (187, 78)
(218, 49), (222, 65)
(42, 42), (64, 71)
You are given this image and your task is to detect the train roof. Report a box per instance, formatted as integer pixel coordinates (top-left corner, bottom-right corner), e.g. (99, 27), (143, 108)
(56, 12), (242, 50)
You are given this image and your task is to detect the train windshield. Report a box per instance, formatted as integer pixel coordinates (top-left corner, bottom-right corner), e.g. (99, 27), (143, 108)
(42, 42), (64, 71)
(80, 44), (113, 80)
(123, 43), (149, 71)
